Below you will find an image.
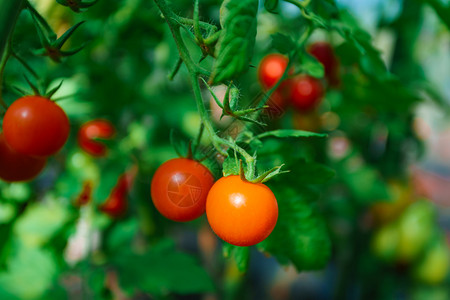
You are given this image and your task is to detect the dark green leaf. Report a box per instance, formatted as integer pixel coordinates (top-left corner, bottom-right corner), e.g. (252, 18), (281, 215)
(259, 192), (331, 271)
(115, 241), (214, 296)
(271, 33), (296, 55)
(210, 0), (258, 84)
(295, 161), (335, 184)
(264, 0), (279, 13)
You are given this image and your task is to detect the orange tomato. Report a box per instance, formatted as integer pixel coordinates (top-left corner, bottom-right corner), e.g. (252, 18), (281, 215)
(206, 176), (278, 247)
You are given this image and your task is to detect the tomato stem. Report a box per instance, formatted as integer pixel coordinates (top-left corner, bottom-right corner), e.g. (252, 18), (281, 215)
(153, 0), (256, 170)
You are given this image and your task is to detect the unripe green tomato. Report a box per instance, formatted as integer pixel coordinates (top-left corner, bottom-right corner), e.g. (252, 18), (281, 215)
(397, 200), (435, 262)
(413, 237), (450, 285)
(371, 222), (400, 262)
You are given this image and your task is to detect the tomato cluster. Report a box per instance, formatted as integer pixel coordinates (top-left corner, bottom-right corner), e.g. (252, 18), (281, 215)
(151, 158), (279, 246)
(257, 42), (339, 117)
(0, 95), (70, 182)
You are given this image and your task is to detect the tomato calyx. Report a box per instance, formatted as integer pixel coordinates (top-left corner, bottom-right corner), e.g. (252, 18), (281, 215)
(229, 159), (287, 184)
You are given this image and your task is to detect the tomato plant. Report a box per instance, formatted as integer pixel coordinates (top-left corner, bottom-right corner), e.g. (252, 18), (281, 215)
(151, 158), (215, 222)
(2, 95), (70, 157)
(0, 132), (46, 182)
(78, 119), (116, 157)
(206, 175), (278, 247)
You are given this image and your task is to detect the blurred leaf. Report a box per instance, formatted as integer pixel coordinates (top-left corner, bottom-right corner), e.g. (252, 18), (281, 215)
(210, 0), (258, 84)
(271, 33), (295, 55)
(223, 243), (250, 272)
(299, 53), (325, 78)
(264, 0), (279, 13)
(0, 245), (58, 300)
(420, 0), (450, 29)
(259, 192), (331, 271)
(295, 160), (335, 184)
(115, 240), (214, 296)
(14, 199), (72, 247)
(106, 218), (139, 251)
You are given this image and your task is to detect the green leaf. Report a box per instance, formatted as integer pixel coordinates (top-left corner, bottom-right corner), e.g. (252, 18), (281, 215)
(209, 0), (258, 84)
(255, 129), (327, 139)
(0, 245), (58, 300)
(259, 192), (331, 271)
(271, 33), (295, 55)
(295, 160), (335, 184)
(420, 0), (450, 29)
(264, 0), (279, 13)
(223, 243), (250, 272)
(222, 155), (240, 176)
(115, 240), (214, 296)
(299, 53), (325, 78)
(14, 199), (72, 247)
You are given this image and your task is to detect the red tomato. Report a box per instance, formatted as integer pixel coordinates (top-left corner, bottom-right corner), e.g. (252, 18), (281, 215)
(100, 166), (137, 218)
(2, 95), (70, 157)
(307, 42), (340, 86)
(289, 75), (324, 112)
(258, 54), (289, 89)
(78, 119), (116, 157)
(0, 133), (47, 182)
(264, 90), (287, 119)
(206, 175), (278, 247)
(151, 158), (214, 222)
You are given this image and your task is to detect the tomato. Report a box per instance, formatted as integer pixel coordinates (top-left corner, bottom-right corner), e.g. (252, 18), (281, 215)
(289, 75), (324, 112)
(100, 167), (137, 218)
(0, 133), (46, 182)
(264, 90), (287, 119)
(78, 119), (116, 157)
(151, 158), (214, 222)
(258, 54), (289, 89)
(206, 175), (278, 247)
(307, 41), (340, 86)
(2, 95), (70, 157)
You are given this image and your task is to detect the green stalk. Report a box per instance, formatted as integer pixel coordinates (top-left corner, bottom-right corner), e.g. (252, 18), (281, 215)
(0, 0), (24, 109)
(152, 0), (256, 176)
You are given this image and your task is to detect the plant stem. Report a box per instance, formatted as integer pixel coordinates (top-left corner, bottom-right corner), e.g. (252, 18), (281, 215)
(153, 0), (256, 170)
(0, 0), (24, 109)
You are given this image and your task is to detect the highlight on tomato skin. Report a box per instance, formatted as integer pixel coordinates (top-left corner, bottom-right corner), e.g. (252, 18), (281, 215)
(0, 132), (47, 182)
(151, 158), (215, 222)
(258, 53), (289, 90)
(99, 166), (137, 218)
(206, 175), (278, 247)
(78, 119), (116, 157)
(2, 95), (70, 157)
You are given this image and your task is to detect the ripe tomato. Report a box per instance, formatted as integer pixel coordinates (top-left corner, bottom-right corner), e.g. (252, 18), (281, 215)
(308, 41), (340, 86)
(100, 167), (137, 218)
(258, 54), (289, 89)
(151, 158), (214, 222)
(78, 119), (116, 157)
(0, 133), (46, 182)
(289, 75), (323, 112)
(2, 95), (70, 157)
(206, 175), (278, 247)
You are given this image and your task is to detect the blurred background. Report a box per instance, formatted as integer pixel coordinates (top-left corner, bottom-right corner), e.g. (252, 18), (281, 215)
(0, 0), (449, 299)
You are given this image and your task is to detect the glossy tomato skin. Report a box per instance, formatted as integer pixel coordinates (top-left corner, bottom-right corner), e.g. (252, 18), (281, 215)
(308, 41), (340, 86)
(78, 119), (116, 157)
(289, 75), (324, 112)
(206, 175), (278, 247)
(258, 54), (289, 89)
(151, 158), (215, 222)
(0, 133), (46, 182)
(2, 95), (70, 157)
